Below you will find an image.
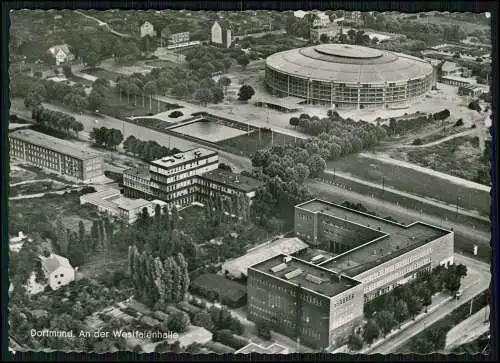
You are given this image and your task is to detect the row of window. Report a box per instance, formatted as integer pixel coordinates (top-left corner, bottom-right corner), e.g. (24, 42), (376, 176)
(330, 313), (354, 330)
(364, 259), (431, 293)
(297, 213), (313, 221)
(334, 293), (355, 307)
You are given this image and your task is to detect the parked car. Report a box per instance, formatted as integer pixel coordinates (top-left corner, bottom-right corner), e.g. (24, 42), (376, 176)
(455, 290), (463, 299)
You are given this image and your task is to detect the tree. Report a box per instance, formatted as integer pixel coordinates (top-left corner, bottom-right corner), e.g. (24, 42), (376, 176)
(406, 295), (423, 319)
(83, 51), (101, 68)
(217, 76), (231, 94)
(62, 64), (73, 78)
(194, 87), (213, 106)
(167, 311), (190, 333)
(236, 54), (250, 69)
(420, 287), (432, 312)
(456, 264), (467, 278)
(24, 93), (43, 109)
(256, 321), (272, 340)
(411, 336), (434, 354)
(347, 332), (364, 351)
(237, 85), (255, 102)
(362, 319), (380, 345)
(307, 154), (326, 178)
(444, 273), (461, 295)
(289, 117), (300, 128)
(375, 310), (395, 337)
(63, 93), (88, 113)
(394, 300), (409, 328)
(88, 87), (106, 111)
(192, 310), (214, 331)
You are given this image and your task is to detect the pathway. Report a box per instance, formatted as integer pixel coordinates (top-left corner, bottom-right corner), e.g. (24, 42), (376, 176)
(9, 178), (65, 187)
(358, 152), (490, 192)
(74, 10), (132, 38)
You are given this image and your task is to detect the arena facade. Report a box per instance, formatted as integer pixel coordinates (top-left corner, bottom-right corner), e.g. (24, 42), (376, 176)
(265, 44), (434, 109)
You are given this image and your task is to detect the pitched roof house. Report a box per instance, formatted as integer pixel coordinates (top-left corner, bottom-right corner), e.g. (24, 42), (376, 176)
(46, 44), (74, 66)
(211, 20), (232, 48)
(40, 253), (75, 290)
(140, 21), (157, 38)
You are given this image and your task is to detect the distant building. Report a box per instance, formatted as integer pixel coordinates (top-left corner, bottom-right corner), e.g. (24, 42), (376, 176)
(9, 129), (105, 183)
(211, 20), (232, 48)
(312, 12), (331, 28)
(168, 32), (190, 44)
(40, 253), (76, 290)
(458, 84), (483, 97)
(294, 10), (308, 19)
(46, 44), (74, 66)
(140, 21), (157, 38)
(310, 23), (340, 42)
(123, 148), (264, 210)
(236, 342), (289, 354)
(80, 188), (155, 224)
(439, 75), (474, 87)
(440, 61), (461, 77)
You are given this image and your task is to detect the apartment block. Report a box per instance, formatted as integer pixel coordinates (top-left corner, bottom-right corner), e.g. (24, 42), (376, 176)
(9, 129), (104, 183)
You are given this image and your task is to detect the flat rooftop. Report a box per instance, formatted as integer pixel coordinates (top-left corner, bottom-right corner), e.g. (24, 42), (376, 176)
(200, 169), (265, 193)
(9, 129), (104, 160)
(250, 254), (361, 298)
(296, 199), (451, 277)
(150, 148), (217, 169)
(82, 188), (151, 212)
(293, 248), (337, 265)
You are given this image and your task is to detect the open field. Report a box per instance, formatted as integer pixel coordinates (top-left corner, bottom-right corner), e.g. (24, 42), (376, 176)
(218, 129), (297, 157)
(144, 59), (178, 68)
(9, 165), (43, 184)
(390, 136), (490, 186)
(326, 154), (490, 217)
(9, 189), (99, 238)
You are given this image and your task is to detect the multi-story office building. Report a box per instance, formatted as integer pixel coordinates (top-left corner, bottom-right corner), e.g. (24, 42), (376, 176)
(123, 148), (264, 210)
(246, 199), (454, 349)
(294, 199), (454, 301)
(149, 148), (219, 207)
(123, 167), (153, 199)
(248, 254), (364, 350)
(9, 129), (104, 183)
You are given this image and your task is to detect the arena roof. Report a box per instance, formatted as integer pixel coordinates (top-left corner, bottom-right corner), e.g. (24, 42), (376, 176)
(266, 44), (434, 84)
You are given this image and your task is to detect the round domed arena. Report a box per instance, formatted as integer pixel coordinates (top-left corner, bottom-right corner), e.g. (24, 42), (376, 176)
(265, 44), (434, 109)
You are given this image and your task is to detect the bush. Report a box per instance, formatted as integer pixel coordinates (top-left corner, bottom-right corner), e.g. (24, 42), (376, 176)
(213, 329), (248, 349)
(412, 138), (423, 145)
(256, 321), (272, 340)
(169, 111), (184, 118)
(454, 119), (464, 127)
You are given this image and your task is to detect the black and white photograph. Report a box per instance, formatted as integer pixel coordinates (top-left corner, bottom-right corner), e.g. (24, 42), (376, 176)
(7, 7), (493, 356)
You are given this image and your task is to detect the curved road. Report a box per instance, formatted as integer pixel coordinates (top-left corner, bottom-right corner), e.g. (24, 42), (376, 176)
(74, 10), (132, 38)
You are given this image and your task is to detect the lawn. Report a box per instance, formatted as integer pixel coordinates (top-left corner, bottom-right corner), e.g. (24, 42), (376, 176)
(326, 154), (491, 218)
(144, 59), (177, 68)
(82, 67), (124, 82)
(393, 136), (490, 186)
(218, 129), (297, 157)
(9, 165), (41, 184)
(8, 190), (99, 238)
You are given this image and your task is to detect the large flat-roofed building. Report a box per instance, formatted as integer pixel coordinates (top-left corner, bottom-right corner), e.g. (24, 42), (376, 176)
(222, 237), (308, 279)
(80, 188), (155, 224)
(198, 169), (265, 202)
(123, 148), (264, 210)
(247, 254), (364, 350)
(9, 129), (104, 183)
(295, 199), (454, 301)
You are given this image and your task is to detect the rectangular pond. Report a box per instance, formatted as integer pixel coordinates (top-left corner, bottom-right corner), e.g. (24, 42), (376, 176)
(171, 120), (248, 143)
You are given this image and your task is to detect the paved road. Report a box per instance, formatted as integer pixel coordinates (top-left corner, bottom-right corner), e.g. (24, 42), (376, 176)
(445, 306), (490, 352)
(306, 180), (490, 244)
(320, 171), (489, 222)
(365, 255), (490, 354)
(9, 178), (66, 187)
(10, 100), (252, 173)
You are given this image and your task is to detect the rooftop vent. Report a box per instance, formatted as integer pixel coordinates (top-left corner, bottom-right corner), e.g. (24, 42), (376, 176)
(173, 155), (183, 159)
(305, 274), (324, 284)
(411, 236), (416, 240)
(270, 263), (287, 273)
(285, 268), (303, 280)
(283, 256), (293, 264)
